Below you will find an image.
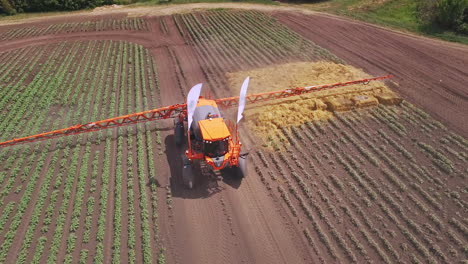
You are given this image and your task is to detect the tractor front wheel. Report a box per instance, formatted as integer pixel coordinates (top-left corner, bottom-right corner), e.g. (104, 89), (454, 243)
(174, 120), (185, 147)
(174, 119), (184, 146)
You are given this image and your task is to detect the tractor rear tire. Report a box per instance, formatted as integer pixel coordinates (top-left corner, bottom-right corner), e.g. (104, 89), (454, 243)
(237, 155), (248, 178)
(174, 119), (184, 146)
(182, 156), (194, 189)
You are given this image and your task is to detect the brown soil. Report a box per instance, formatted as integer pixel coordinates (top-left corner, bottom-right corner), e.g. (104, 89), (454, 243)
(273, 11), (468, 135)
(147, 22), (310, 262)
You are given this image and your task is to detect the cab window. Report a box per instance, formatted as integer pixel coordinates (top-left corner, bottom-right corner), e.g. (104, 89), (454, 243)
(204, 138), (229, 157)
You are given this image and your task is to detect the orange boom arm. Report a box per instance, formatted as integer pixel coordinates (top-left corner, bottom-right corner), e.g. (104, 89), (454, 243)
(215, 75), (393, 107)
(0, 75), (392, 148)
(0, 104), (187, 148)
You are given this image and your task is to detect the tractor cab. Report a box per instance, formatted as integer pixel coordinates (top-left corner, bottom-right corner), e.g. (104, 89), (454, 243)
(198, 117), (232, 169)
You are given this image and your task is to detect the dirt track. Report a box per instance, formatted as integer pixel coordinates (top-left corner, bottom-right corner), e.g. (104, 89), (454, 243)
(274, 11), (468, 135)
(144, 16), (311, 263)
(0, 6), (467, 264)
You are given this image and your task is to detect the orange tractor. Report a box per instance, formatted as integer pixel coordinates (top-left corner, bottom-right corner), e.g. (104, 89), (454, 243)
(0, 75), (392, 189)
(173, 79), (250, 189)
(174, 97), (247, 189)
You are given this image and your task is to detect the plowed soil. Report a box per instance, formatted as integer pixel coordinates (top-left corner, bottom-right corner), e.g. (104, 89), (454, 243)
(274, 11), (468, 135)
(0, 6), (467, 264)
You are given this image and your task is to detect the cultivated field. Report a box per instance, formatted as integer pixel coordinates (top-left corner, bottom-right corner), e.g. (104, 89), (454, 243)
(0, 17), (148, 41)
(0, 39), (164, 263)
(253, 102), (468, 263)
(0, 7), (466, 264)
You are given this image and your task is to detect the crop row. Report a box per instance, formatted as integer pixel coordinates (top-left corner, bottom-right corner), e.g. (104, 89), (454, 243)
(173, 10), (343, 94)
(320, 138), (440, 261)
(0, 42), (72, 141)
(269, 132), (390, 263)
(0, 46), (42, 88)
(48, 41), (111, 263)
(0, 40), (163, 262)
(0, 44), (83, 262)
(0, 18), (148, 41)
(335, 111), (462, 209)
(141, 41), (165, 260)
(15, 143), (61, 263)
(284, 130), (397, 263)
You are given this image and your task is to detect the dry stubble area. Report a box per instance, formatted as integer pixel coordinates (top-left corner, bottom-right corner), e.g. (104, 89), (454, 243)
(0, 7), (466, 264)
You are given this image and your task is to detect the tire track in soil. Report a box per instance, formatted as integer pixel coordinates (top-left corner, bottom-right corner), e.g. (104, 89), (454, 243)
(222, 175), (313, 263)
(148, 18), (245, 264)
(148, 33), (233, 264)
(149, 16), (313, 263)
(148, 39), (185, 264)
(155, 36), (228, 264)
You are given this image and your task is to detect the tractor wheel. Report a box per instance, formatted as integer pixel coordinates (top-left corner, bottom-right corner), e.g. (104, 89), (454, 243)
(236, 155), (248, 178)
(174, 119), (184, 146)
(182, 156), (194, 189)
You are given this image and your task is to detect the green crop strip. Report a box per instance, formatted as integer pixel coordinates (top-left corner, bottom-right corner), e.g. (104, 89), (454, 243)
(46, 141), (82, 263)
(0, 43), (67, 140)
(126, 134), (137, 264)
(135, 50), (154, 261)
(94, 135), (111, 264)
(112, 133), (124, 263)
(63, 143), (91, 263)
(47, 41), (105, 264)
(83, 163), (97, 243)
(0, 37), (161, 262)
(0, 141), (52, 262)
(0, 18), (149, 41)
(30, 236), (47, 264)
(16, 141), (61, 263)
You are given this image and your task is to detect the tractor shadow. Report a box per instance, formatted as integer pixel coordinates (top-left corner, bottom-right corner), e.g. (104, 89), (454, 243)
(164, 134), (243, 199)
(219, 167), (243, 189)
